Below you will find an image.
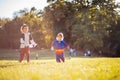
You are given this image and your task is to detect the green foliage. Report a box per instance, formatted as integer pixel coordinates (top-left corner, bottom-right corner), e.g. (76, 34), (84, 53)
(44, 0), (119, 51)
(0, 0), (120, 56)
(0, 7), (48, 49)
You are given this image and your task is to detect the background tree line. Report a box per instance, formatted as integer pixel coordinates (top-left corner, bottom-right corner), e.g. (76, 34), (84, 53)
(0, 0), (120, 56)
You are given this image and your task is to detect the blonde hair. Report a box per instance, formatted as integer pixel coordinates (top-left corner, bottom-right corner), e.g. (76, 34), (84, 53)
(20, 24), (29, 33)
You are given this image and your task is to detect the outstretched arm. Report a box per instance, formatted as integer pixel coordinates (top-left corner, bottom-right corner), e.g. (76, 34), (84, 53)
(30, 39), (37, 47)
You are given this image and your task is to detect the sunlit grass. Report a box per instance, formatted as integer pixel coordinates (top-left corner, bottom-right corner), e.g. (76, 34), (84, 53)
(0, 58), (120, 80)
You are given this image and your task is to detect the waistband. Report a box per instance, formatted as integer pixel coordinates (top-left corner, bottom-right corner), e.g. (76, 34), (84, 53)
(55, 49), (64, 54)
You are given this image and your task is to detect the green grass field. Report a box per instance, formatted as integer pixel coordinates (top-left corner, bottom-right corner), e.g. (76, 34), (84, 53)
(0, 49), (120, 80)
(0, 58), (120, 80)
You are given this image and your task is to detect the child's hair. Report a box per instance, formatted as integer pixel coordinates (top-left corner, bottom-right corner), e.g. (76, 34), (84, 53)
(57, 33), (62, 37)
(20, 24), (29, 33)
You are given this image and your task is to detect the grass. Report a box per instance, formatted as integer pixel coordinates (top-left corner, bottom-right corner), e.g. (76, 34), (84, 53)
(0, 49), (71, 60)
(0, 58), (120, 80)
(0, 49), (120, 80)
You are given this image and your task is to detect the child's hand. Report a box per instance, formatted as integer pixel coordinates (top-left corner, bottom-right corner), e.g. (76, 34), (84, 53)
(34, 44), (38, 48)
(33, 43), (37, 47)
(67, 46), (70, 50)
(51, 47), (54, 51)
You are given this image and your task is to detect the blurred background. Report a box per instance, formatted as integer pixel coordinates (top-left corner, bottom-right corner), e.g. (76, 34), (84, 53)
(0, 0), (120, 57)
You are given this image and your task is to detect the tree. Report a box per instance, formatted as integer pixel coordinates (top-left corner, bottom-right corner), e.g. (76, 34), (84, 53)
(0, 18), (10, 48)
(0, 7), (46, 49)
(45, 0), (119, 52)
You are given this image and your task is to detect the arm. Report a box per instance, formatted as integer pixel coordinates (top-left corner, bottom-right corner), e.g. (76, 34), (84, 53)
(51, 41), (55, 50)
(30, 39), (37, 47)
(29, 33), (37, 47)
(63, 41), (69, 49)
(20, 34), (25, 44)
(20, 37), (25, 48)
(20, 38), (25, 44)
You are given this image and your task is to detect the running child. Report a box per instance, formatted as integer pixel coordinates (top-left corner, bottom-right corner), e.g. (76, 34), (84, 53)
(51, 32), (69, 63)
(19, 24), (37, 63)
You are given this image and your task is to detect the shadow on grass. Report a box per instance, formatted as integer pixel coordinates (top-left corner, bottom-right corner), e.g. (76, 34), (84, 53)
(0, 65), (14, 68)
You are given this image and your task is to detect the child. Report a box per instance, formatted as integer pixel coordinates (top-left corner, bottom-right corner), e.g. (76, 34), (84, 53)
(69, 48), (73, 59)
(69, 47), (76, 59)
(51, 32), (69, 62)
(84, 49), (91, 56)
(19, 24), (37, 63)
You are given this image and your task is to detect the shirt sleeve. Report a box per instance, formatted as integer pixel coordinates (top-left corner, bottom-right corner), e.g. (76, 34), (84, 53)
(29, 33), (37, 47)
(63, 41), (69, 48)
(30, 39), (37, 47)
(51, 41), (54, 47)
(20, 34), (25, 44)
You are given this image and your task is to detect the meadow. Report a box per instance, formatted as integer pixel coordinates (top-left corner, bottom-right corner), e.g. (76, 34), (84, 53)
(0, 49), (120, 80)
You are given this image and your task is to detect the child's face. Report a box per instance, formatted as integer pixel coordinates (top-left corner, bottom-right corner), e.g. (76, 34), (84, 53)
(57, 35), (62, 41)
(22, 27), (28, 33)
